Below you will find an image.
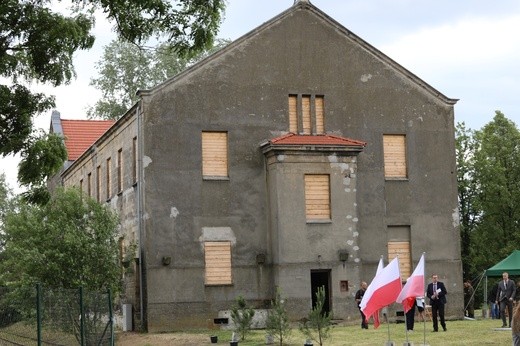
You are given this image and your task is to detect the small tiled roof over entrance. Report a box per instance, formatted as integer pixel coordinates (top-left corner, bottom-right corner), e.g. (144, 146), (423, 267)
(61, 119), (115, 161)
(267, 133), (366, 147)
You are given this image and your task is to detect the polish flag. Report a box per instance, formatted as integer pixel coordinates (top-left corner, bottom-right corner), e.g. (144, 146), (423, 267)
(360, 257), (402, 323)
(372, 257), (385, 329)
(396, 253), (425, 313)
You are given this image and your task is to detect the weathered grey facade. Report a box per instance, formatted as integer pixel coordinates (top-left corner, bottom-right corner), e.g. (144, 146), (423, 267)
(56, 0), (462, 332)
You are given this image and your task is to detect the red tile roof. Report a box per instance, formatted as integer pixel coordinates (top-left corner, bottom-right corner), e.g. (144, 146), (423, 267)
(61, 119), (115, 160)
(268, 133), (366, 147)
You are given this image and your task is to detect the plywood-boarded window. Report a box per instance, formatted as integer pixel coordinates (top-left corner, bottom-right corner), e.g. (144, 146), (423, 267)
(202, 132), (228, 178)
(305, 174), (331, 220)
(288, 94), (325, 134)
(289, 95), (298, 133)
(302, 95), (311, 135)
(383, 135), (407, 178)
(204, 241), (232, 285)
(388, 241), (411, 280)
(315, 96), (324, 134)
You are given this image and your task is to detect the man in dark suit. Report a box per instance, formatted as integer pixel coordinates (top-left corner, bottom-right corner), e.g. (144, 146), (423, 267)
(427, 274), (447, 332)
(496, 272), (516, 328)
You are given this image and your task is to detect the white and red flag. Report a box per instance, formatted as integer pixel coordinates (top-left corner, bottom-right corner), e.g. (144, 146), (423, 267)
(372, 257), (385, 329)
(360, 257), (402, 324)
(396, 253), (425, 313)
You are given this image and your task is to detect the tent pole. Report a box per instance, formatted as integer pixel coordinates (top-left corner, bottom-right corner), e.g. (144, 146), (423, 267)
(484, 273), (488, 319)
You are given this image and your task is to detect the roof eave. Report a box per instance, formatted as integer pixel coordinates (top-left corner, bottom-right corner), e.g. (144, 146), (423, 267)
(262, 143), (365, 155)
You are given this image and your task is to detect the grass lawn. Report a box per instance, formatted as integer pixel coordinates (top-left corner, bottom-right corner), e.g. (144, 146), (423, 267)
(117, 316), (514, 345)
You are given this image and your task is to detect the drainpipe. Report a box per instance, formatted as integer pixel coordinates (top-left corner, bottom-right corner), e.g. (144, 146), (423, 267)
(136, 101), (146, 331)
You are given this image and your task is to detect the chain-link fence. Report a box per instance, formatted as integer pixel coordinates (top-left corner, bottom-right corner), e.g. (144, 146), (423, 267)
(0, 285), (114, 346)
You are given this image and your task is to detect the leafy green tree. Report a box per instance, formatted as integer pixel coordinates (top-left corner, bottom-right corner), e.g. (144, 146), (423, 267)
(0, 173), (12, 215)
(299, 286), (332, 346)
(88, 39), (230, 120)
(1, 0), (225, 193)
(0, 173), (13, 253)
(266, 289), (291, 346)
(0, 187), (120, 293)
(18, 131), (68, 204)
(470, 111), (520, 271)
(0, 186), (120, 342)
(456, 122), (479, 278)
(230, 295), (255, 341)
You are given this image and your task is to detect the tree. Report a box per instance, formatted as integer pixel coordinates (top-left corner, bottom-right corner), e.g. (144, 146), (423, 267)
(88, 39), (230, 120)
(266, 289), (291, 346)
(1, 0), (225, 193)
(455, 122), (479, 278)
(299, 286), (332, 346)
(0, 187), (120, 293)
(470, 111), (520, 272)
(0, 173), (12, 216)
(230, 295), (255, 341)
(0, 173), (13, 253)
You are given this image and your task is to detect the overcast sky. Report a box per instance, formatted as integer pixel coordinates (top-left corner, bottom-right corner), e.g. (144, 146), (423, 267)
(2, 0), (520, 190)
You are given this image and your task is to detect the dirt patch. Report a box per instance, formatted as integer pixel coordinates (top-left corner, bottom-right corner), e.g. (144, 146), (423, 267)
(116, 332), (210, 345)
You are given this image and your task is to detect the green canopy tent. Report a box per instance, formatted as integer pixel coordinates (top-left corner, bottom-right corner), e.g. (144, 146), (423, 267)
(486, 250), (520, 276)
(482, 250), (520, 318)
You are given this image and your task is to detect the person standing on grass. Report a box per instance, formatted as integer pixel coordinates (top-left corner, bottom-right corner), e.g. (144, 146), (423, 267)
(516, 281), (520, 305)
(489, 282), (500, 319)
(427, 274), (447, 332)
(512, 302), (520, 345)
(405, 299), (417, 331)
(496, 272), (516, 328)
(464, 280), (475, 318)
(355, 281), (368, 329)
(416, 296), (426, 321)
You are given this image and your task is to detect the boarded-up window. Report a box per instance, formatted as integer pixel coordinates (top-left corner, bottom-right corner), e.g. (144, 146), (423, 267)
(315, 96), (324, 134)
(388, 241), (411, 280)
(289, 95), (298, 133)
(202, 132), (228, 178)
(288, 94), (325, 134)
(204, 241), (232, 285)
(383, 135), (407, 178)
(302, 95), (311, 135)
(305, 174), (331, 220)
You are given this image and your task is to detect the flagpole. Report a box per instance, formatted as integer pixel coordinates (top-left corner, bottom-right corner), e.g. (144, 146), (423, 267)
(385, 308), (391, 343)
(423, 252), (427, 346)
(423, 305), (426, 346)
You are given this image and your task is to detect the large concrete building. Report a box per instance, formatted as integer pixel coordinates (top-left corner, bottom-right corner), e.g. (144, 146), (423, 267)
(51, 0), (462, 331)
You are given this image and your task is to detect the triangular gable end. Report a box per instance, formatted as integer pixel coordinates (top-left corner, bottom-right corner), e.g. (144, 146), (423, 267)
(140, 1), (457, 107)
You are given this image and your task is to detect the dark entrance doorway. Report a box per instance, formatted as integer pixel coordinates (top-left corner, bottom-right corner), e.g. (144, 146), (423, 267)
(310, 269), (331, 314)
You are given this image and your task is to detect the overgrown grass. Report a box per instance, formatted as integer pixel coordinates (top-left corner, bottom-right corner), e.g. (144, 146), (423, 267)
(131, 317), (514, 345)
(0, 321), (78, 345)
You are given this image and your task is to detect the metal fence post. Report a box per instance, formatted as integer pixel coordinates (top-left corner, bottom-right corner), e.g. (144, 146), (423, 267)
(36, 283), (41, 346)
(79, 286), (84, 346)
(108, 289), (114, 346)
